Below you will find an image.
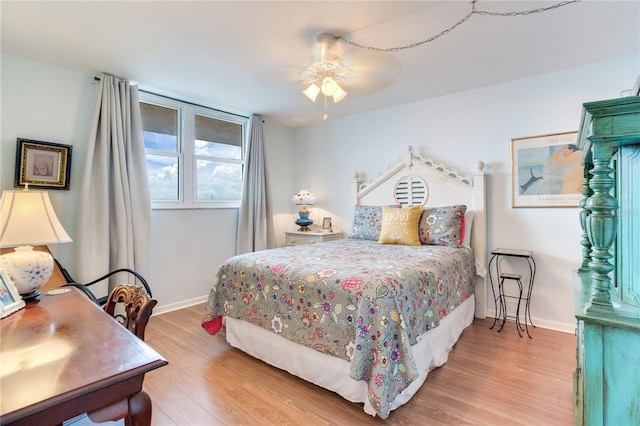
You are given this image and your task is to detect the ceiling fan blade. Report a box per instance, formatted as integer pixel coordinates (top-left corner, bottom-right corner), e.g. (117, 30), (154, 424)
(343, 48), (400, 74)
(338, 72), (395, 93)
(338, 49), (401, 93)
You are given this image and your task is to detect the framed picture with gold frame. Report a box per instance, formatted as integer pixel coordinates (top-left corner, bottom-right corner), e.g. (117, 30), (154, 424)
(510, 131), (582, 208)
(15, 138), (72, 190)
(0, 269), (26, 319)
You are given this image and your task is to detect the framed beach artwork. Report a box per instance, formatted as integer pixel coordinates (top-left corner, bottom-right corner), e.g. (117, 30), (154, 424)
(510, 131), (582, 208)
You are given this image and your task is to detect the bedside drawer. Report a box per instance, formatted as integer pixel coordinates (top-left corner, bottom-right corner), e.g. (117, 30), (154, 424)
(287, 234), (323, 246)
(285, 232), (343, 246)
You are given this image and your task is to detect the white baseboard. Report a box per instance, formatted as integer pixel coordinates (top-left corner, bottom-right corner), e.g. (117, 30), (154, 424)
(154, 295), (209, 315)
(485, 308), (575, 334)
(529, 318), (575, 334)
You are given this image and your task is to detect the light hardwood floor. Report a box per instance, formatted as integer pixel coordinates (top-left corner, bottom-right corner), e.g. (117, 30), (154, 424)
(143, 304), (576, 425)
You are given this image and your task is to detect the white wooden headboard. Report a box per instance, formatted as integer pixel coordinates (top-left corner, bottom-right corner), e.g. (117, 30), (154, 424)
(351, 145), (487, 318)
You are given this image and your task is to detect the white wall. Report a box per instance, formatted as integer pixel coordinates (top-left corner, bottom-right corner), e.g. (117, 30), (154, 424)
(291, 54), (639, 332)
(1, 53), (95, 271)
(0, 52), (297, 313)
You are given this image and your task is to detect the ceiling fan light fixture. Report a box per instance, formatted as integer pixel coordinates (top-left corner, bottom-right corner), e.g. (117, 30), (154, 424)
(321, 76), (340, 97)
(303, 83), (320, 102)
(300, 34), (353, 113)
(332, 86), (347, 103)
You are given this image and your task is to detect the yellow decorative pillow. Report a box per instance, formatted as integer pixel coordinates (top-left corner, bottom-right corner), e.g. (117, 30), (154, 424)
(378, 205), (422, 246)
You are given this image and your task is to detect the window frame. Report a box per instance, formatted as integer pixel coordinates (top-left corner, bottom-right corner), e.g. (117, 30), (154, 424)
(140, 92), (248, 210)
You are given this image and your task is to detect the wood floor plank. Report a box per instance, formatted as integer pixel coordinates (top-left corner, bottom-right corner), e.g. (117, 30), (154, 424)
(143, 304), (575, 425)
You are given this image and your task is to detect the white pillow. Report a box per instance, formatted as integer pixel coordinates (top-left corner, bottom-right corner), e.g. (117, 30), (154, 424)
(462, 210), (475, 248)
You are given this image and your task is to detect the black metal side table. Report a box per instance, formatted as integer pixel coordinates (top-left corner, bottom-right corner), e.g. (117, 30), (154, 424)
(488, 248), (536, 338)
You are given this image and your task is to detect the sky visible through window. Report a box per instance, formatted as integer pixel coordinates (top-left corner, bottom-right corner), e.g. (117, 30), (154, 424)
(145, 131), (242, 201)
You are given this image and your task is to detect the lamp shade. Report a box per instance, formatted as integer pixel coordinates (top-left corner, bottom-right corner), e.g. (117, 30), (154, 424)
(292, 190), (316, 206)
(0, 189), (72, 300)
(0, 189), (72, 247)
(332, 86), (348, 103)
(303, 83), (320, 102)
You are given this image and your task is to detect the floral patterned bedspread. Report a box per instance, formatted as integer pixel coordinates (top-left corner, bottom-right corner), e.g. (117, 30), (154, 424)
(202, 239), (476, 419)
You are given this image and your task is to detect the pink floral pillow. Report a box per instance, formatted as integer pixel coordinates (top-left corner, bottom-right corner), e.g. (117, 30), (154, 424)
(418, 205), (467, 247)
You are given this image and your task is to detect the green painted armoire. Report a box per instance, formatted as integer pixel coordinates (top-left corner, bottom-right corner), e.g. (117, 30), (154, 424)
(574, 96), (640, 426)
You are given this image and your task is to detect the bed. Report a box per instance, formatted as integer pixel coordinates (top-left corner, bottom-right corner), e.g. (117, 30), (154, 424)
(202, 146), (487, 419)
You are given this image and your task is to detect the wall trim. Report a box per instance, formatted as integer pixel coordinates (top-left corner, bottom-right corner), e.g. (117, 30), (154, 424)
(486, 308), (574, 334)
(154, 295), (208, 315)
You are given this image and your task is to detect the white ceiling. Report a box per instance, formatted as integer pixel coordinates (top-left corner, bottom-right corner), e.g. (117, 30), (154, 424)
(2, 1), (638, 128)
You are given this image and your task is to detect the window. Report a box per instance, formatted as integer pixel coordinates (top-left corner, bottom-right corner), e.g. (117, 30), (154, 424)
(140, 93), (248, 209)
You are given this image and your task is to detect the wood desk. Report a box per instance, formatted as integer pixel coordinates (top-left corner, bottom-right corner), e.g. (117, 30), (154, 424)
(0, 288), (167, 425)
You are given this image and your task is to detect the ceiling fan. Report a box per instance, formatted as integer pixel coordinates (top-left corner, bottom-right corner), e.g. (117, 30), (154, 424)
(300, 34), (351, 103)
(297, 33), (400, 120)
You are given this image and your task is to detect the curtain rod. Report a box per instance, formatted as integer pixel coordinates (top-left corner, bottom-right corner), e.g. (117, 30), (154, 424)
(93, 76), (250, 120)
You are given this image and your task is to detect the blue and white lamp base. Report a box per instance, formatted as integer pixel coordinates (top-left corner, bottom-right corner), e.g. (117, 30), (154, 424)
(295, 211), (313, 232)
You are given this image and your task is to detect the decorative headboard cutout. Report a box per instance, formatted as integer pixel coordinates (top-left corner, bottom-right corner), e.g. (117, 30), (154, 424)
(394, 175), (428, 206)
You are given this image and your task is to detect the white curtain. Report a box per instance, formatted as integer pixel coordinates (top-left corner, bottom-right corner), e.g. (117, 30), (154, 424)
(75, 74), (151, 296)
(236, 115), (274, 254)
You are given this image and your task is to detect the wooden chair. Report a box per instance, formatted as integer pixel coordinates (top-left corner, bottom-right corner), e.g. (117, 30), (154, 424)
(61, 265), (153, 307)
(96, 286), (156, 422)
(103, 284), (157, 341)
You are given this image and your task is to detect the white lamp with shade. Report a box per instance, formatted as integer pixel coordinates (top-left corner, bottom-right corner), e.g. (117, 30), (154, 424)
(0, 188), (72, 301)
(292, 189), (316, 232)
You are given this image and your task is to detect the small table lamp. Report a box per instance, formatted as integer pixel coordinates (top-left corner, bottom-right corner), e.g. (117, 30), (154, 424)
(292, 189), (316, 232)
(0, 188), (72, 301)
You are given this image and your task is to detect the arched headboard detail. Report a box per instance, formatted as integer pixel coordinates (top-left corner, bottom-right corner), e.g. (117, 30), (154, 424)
(350, 145), (488, 318)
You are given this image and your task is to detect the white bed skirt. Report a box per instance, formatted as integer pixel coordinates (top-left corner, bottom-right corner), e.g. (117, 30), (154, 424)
(225, 294), (475, 416)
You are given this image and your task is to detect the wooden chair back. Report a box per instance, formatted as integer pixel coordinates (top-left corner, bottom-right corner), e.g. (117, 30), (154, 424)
(103, 284), (157, 341)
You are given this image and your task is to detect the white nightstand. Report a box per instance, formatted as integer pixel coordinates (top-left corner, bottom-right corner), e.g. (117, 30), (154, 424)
(285, 231), (344, 246)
